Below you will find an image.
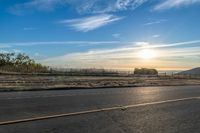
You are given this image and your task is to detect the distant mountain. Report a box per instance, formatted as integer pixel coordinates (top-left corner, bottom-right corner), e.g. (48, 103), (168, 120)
(179, 67), (200, 75)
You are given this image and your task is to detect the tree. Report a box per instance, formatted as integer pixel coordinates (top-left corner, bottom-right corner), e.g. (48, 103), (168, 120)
(0, 53), (48, 73)
(0, 53), (15, 66)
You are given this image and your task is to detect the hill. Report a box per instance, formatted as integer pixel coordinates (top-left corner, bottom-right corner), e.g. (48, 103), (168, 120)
(179, 67), (200, 75)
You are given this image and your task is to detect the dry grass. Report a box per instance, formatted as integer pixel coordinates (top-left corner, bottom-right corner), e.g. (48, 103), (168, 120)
(0, 75), (200, 91)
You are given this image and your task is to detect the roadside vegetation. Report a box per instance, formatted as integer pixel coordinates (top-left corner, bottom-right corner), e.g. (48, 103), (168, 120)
(0, 52), (198, 78)
(0, 53), (200, 91)
(0, 52), (130, 76)
(0, 53), (48, 73)
(134, 68), (158, 75)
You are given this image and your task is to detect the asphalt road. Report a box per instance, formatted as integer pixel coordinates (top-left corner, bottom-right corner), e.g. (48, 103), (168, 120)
(0, 86), (199, 133)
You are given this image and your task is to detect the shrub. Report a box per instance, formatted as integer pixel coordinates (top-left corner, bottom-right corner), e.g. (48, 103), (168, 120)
(134, 68), (158, 75)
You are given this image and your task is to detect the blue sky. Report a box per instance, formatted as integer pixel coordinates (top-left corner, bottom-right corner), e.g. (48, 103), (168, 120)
(0, 0), (200, 70)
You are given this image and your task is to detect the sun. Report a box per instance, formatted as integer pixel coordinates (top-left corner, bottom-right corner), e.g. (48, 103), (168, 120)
(137, 49), (157, 60)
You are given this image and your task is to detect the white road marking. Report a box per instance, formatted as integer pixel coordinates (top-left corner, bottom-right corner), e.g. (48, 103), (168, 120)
(0, 96), (199, 126)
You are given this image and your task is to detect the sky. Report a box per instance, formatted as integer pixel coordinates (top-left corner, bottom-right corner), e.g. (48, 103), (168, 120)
(0, 0), (200, 71)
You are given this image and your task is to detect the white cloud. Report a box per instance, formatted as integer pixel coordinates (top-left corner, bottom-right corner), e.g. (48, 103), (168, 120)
(33, 52), (47, 59)
(23, 27), (37, 31)
(9, 0), (64, 15)
(0, 50), (9, 53)
(144, 19), (167, 26)
(10, 0), (200, 14)
(60, 14), (124, 32)
(9, 0), (147, 15)
(152, 34), (160, 38)
(2, 40), (200, 48)
(112, 33), (121, 38)
(0, 44), (11, 48)
(42, 40), (200, 69)
(12, 49), (22, 53)
(154, 0), (200, 11)
(77, 0), (148, 14)
(116, 0), (146, 9)
(34, 53), (40, 56)
(0, 49), (22, 53)
(135, 42), (150, 47)
(1, 41), (120, 47)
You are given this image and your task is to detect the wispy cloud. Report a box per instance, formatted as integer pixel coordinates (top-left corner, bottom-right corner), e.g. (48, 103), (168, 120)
(0, 49), (22, 53)
(33, 52), (47, 59)
(144, 19), (167, 26)
(9, 0), (64, 15)
(59, 14), (124, 32)
(154, 0), (200, 11)
(0, 41), (120, 47)
(9, 0), (200, 15)
(152, 34), (160, 38)
(12, 49), (22, 53)
(112, 33), (121, 38)
(0, 50), (9, 53)
(42, 40), (200, 69)
(0, 44), (11, 48)
(2, 39), (200, 48)
(76, 0), (148, 14)
(23, 27), (37, 31)
(9, 0), (148, 15)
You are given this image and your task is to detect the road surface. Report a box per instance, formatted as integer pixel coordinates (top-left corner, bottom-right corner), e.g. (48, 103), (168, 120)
(0, 86), (199, 133)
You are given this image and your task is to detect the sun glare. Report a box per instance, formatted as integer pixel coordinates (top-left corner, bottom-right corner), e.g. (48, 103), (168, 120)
(138, 49), (157, 60)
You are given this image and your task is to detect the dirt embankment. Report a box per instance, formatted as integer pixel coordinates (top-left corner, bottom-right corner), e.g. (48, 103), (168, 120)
(0, 75), (200, 91)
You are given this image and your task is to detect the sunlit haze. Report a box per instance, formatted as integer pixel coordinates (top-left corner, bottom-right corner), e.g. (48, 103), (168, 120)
(137, 49), (157, 60)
